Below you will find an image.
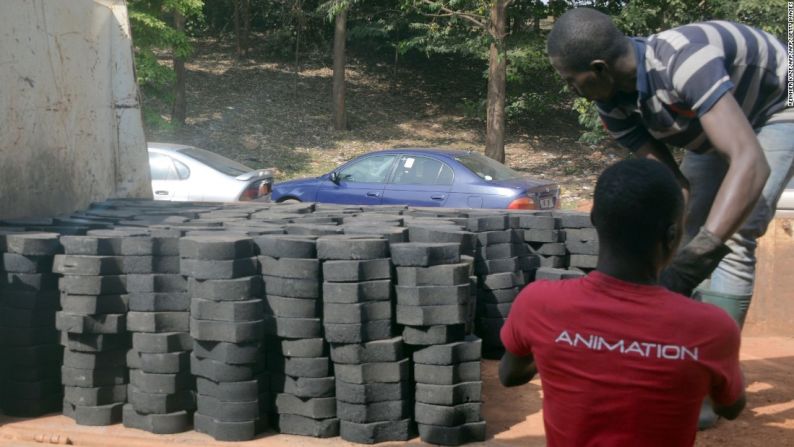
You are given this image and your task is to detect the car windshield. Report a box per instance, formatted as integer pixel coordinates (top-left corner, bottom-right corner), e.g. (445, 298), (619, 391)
(455, 152), (521, 181)
(179, 147), (252, 176)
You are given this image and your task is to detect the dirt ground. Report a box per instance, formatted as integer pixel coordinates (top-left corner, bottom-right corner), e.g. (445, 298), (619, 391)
(1, 336), (792, 446)
(146, 38), (624, 209)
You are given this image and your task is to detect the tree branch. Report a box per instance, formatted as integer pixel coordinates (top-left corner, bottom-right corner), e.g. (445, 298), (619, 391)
(420, 0), (486, 29)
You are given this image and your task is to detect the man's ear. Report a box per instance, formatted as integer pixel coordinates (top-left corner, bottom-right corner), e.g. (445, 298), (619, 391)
(590, 59), (609, 74)
(664, 223), (681, 255)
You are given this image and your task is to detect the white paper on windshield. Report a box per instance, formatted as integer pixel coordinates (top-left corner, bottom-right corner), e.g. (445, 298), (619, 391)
(404, 158), (415, 168)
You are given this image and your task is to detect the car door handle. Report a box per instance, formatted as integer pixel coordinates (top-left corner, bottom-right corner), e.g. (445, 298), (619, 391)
(155, 190), (170, 196)
(431, 194), (446, 200)
(366, 191), (381, 198)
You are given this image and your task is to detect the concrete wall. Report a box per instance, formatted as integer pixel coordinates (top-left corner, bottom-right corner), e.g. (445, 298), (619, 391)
(0, 0), (152, 220)
(745, 218), (794, 336)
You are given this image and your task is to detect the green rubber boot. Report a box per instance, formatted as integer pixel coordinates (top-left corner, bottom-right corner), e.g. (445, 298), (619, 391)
(693, 287), (752, 430)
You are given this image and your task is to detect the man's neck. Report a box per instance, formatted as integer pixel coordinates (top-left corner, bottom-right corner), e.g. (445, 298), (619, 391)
(596, 249), (659, 285)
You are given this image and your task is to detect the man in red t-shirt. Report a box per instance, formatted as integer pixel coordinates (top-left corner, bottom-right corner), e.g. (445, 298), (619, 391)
(499, 159), (745, 446)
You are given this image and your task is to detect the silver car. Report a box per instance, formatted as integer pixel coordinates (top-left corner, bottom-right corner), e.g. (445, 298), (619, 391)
(147, 142), (273, 202)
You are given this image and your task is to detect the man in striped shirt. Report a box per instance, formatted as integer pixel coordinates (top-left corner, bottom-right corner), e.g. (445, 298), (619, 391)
(546, 7), (793, 428)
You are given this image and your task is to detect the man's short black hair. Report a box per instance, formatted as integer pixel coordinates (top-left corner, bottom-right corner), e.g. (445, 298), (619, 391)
(591, 159), (684, 259)
(547, 7), (628, 72)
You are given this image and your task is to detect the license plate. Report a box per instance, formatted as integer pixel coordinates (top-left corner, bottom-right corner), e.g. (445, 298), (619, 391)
(539, 197), (555, 209)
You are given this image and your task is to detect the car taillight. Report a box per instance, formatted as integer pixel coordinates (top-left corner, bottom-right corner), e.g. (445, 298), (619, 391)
(240, 183), (260, 201)
(239, 189), (256, 201)
(508, 197), (536, 210)
(239, 180), (273, 201)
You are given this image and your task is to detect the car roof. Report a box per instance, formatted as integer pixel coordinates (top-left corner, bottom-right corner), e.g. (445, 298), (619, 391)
(364, 148), (476, 159)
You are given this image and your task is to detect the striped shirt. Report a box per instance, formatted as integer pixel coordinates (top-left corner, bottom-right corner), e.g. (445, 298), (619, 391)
(597, 21), (793, 153)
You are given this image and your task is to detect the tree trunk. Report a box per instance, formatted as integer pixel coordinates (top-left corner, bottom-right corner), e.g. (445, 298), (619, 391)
(485, 0), (508, 163)
(332, 6), (348, 131)
(233, 0), (242, 58)
(172, 11), (187, 126)
(294, 0), (303, 96)
(241, 0), (250, 57)
(390, 29), (399, 93)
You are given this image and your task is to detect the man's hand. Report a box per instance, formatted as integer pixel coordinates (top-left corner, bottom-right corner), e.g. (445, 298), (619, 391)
(660, 227), (731, 296)
(635, 140), (690, 204)
(499, 351), (537, 387)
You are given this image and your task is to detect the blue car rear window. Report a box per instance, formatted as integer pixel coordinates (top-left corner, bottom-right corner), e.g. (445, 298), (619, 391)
(455, 153), (521, 181)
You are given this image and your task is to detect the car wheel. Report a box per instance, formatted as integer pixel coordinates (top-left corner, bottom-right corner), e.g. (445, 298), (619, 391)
(279, 198), (301, 203)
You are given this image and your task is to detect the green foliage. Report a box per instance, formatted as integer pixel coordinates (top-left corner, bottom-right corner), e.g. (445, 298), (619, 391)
(319, 0), (362, 21)
(573, 97), (607, 144)
(128, 0), (203, 101)
(461, 97), (487, 120)
(142, 107), (176, 130)
(262, 27), (299, 59)
(128, 0), (789, 143)
(348, 17), (403, 54)
(726, 0), (788, 39)
(616, 0), (788, 36)
(504, 33), (567, 123)
(399, 0), (489, 57)
(400, 22), (488, 57)
(398, 0), (569, 125)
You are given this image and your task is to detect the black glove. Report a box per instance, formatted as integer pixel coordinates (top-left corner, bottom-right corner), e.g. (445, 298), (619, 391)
(660, 227), (731, 297)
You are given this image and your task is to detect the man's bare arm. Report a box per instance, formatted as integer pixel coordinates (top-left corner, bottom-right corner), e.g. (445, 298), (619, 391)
(499, 351), (537, 387)
(698, 94), (770, 241)
(635, 139), (690, 202)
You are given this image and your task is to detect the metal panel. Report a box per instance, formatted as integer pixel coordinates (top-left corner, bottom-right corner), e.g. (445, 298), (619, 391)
(0, 0), (151, 219)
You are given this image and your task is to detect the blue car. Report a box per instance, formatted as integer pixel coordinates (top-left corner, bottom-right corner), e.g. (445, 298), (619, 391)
(272, 149), (560, 210)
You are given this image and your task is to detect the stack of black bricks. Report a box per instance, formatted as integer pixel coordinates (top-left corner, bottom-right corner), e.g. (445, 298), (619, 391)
(54, 231), (145, 426)
(560, 212), (599, 272)
(393, 242), (469, 346)
(320, 236), (413, 444)
(56, 239), (127, 425)
(0, 198), (603, 444)
(391, 241), (485, 445)
(256, 234), (338, 438)
(0, 232), (63, 417)
(148, 228), (185, 277)
(534, 266), (586, 281)
(413, 336), (485, 445)
(520, 213), (567, 269)
(341, 213), (410, 243)
(123, 229), (194, 434)
(183, 234), (266, 441)
(404, 219), (478, 334)
(467, 214), (533, 356)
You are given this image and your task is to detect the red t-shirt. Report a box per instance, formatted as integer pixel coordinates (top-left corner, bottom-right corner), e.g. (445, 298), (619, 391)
(501, 271), (743, 447)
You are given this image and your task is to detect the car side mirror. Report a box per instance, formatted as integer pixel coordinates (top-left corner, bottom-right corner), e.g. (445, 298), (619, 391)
(329, 172), (340, 184)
